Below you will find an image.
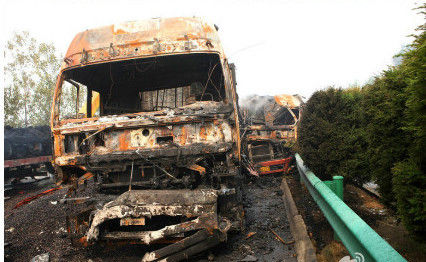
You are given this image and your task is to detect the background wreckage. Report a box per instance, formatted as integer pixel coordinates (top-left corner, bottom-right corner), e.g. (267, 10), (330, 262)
(51, 17), (243, 261)
(240, 94), (304, 175)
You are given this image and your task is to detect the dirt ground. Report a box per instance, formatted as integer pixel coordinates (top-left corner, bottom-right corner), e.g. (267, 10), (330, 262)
(4, 175), (297, 262)
(286, 176), (426, 262)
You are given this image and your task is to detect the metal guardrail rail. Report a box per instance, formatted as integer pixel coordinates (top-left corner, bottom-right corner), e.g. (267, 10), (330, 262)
(295, 153), (406, 262)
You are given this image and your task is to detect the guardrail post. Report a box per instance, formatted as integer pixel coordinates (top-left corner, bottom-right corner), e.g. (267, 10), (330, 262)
(324, 176), (344, 200)
(324, 176), (344, 241)
(333, 176), (344, 200)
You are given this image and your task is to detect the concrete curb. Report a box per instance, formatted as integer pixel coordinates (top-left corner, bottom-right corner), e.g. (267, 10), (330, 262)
(281, 177), (317, 262)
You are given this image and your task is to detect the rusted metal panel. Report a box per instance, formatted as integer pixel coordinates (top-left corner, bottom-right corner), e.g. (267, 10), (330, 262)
(114, 189), (218, 206)
(62, 17), (223, 70)
(4, 155), (52, 168)
(188, 164), (206, 175)
(274, 94), (304, 109)
(257, 156), (293, 175)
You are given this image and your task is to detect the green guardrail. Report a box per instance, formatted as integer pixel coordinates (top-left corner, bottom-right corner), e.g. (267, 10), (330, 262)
(295, 153), (406, 262)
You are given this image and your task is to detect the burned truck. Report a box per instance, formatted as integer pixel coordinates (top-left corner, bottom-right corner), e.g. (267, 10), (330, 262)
(4, 126), (53, 184)
(50, 17), (243, 260)
(241, 94), (304, 175)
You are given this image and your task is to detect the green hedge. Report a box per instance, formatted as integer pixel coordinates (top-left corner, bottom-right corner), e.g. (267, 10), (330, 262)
(392, 16), (425, 238)
(298, 87), (369, 185)
(361, 69), (409, 205)
(298, 10), (425, 238)
(393, 160), (425, 237)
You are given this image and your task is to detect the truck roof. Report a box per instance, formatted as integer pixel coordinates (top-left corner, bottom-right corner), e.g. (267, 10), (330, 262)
(62, 17), (224, 71)
(274, 94), (305, 108)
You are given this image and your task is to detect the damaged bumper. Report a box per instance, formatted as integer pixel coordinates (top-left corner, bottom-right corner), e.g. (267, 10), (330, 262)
(87, 189), (230, 244)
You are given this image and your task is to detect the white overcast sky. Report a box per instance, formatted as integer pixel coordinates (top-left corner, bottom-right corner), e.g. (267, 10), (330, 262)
(1, 0), (424, 99)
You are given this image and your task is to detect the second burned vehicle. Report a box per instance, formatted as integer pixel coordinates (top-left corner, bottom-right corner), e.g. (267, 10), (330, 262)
(240, 94), (304, 175)
(50, 17), (243, 260)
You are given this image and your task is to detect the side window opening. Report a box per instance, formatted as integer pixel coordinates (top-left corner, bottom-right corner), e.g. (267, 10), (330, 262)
(272, 108), (299, 126)
(59, 81), (87, 120)
(263, 102), (299, 126)
(59, 80), (99, 120)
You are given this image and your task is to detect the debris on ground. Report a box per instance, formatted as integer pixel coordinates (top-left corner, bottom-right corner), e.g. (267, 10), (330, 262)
(270, 229), (295, 245)
(14, 187), (61, 209)
(245, 232), (257, 239)
(5, 175), (297, 261)
(212, 176), (297, 262)
(240, 254), (258, 261)
(30, 253), (50, 262)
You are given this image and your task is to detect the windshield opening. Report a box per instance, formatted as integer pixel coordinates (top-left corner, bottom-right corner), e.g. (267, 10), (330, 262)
(58, 53), (226, 119)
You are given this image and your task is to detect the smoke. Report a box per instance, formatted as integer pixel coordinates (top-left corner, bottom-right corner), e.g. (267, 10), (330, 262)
(239, 94), (274, 115)
(239, 95), (275, 126)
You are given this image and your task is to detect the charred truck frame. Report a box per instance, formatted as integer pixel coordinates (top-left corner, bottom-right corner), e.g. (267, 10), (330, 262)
(242, 94), (304, 175)
(50, 17), (243, 260)
(4, 126), (54, 187)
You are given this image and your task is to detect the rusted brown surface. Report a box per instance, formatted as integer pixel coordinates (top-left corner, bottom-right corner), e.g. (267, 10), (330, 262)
(274, 94), (304, 109)
(51, 17), (242, 261)
(61, 18), (224, 70)
(4, 155), (52, 168)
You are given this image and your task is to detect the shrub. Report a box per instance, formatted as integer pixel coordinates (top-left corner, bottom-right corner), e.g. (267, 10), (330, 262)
(392, 18), (426, 238)
(361, 69), (409, 205)
(298, 87), (369, 184)
(393, 160), (426, 239)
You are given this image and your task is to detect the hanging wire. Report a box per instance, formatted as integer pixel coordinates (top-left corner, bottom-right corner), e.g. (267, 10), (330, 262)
(128, 161), (134, 191)
(201, 62), (219, 100)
